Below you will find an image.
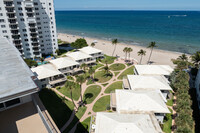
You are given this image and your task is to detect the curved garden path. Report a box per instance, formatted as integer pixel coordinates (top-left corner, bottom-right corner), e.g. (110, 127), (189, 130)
(51, 58), (136, 133)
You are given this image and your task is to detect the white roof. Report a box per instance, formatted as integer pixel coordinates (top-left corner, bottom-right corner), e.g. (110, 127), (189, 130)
(31, 64), (62, 80)
(95, 112), (162, 133)
(49, 57), (79, 69)
(127, 75), (172, 91)
(0, 37), (37, 102)
(79, 46), (102, 55)
(134, 65), (173, 76)
(115, 90), (170, 114)
(65, 51), (93, 61)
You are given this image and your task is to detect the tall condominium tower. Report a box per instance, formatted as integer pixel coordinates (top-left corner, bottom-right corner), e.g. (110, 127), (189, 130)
(0, 0), (58, 59)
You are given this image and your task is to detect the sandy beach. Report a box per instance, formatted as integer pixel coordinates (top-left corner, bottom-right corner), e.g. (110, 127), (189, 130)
(58, 33), (183, 67)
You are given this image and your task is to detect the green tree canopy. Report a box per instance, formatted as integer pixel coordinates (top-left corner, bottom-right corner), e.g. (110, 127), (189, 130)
(71, 38), (88, 49)
(24, 59), (38, 67)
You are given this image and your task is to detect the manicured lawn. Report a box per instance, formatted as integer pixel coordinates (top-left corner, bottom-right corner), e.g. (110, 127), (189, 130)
(86, 79), (95, 85)
(114, 72), (120, 76)
(102, 83), (109, 87)
(104, 81), (123, 94)
(63, 106), (87, 133)
(92, 63), (104, 70)
(93, 95), (110, 112)
(94, 71), (112, 83)
(118, 66), (134, 80)
(109, 63), (125, 71)
(83, 85), (101, 104)
(100, 55), (116, 64)
(58, 83), (80, 101)
(166, 97), (173, 106)
(75, 117), (91, 133)
(163, 108), (172, 133)
(67, 76), (74, 81)
(39, 88), (73, 129)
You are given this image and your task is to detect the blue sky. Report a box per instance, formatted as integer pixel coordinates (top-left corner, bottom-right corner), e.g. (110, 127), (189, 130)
(54, 0), (200, 10)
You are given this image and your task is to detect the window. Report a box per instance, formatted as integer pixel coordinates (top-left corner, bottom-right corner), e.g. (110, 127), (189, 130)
(35, 8), (39, 10)
(0, 103), (4, 109)
(26, 48), (30, 51)
(0, 13), (3, 16)
(20, 18), (24, 21)
(17, 2), (21, 5)
(24, 34), (27, 37)
(25, 44), (29, 46)
(19, 13), (23, 16)
(24, 39), (28, 41)
(1, 25), (5, 28)
(49, 3), (51, 6)
(34, 2), (38, 5)
(0, 19), (4, 22)
(5, 98), (20, 107)
(41, 79), (45, 82)
(18, 7), (22, 10)
(22, 29), (26, 32)
(2, 30), (7, 33)
(36, 13), (39, 15)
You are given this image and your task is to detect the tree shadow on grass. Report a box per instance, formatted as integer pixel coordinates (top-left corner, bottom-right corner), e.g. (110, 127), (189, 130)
(39, 89), (88, 132)
(83, 93), (93, 104)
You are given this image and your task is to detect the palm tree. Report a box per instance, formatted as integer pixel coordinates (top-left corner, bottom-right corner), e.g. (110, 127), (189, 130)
(76, 75), (85, 104)
(138, 49), (146, 64)
(123, 47), (128, 61)
(91, 43), (95, 47)
(190, 51), (200, 68)
(127, 47), (133, 61)
(80, 63), (87, 71)
(88, 67), (95, 80)
(112, 39), (118, 56)
(103, 66), (110, 76)
(65, 81), (78, 110)
(178, 54), (188, 61)
(147, 41), (157, 64)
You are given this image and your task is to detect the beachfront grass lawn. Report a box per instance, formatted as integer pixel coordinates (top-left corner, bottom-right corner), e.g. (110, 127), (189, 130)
(92, 63), (104, 70)
(93, 95), (110, 112)
(118, 66), (134, 80)
(94, 70), (112, 83)
(109, 63), (125, 71)
(86, 79), (95, 85)
(114, 72), (120, 76)
(104, 81), (123, 94)
(100, 55), (116, 64)
(83, 85), (101, 104)
(63, 106), (87, 133)
(58, 83), (80, 101)
(102, 83), (109, 87)
(75, 117), (91, 133)
(39, 88), (73, 129)
(166, 97), (173, 106)
(162, 108), (172, 133)
(67, 76), (74, 81)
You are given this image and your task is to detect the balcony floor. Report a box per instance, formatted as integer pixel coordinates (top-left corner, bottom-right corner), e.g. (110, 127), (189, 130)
(0, 102), (48, 133)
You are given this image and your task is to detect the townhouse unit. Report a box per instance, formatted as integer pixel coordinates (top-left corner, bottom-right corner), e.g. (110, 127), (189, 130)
(0, 37), (59, 133)
(123, 75), (172, 98)
(79, 46), (104, 59)
(0, 0), (58, 59)
(90, 112), (162, 133)
(31, 64), (67, 88)
(66, 51), (96, 65)
(134, 65), (173, 78)
(110, 90), (170, 123)
(49, 57), (82, 75)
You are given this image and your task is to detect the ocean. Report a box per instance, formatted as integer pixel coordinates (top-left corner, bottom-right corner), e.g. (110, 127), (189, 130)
(55, 11), (200, 54)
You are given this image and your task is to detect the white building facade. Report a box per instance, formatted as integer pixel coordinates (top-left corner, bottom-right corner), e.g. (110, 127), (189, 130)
(0, 0), (58, 59)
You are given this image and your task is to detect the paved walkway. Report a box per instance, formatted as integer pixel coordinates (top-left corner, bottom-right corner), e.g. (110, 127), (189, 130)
(51, 58), (135, 133)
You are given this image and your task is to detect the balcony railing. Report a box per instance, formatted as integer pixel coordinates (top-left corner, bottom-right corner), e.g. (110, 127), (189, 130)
(49, 77), (67, 85)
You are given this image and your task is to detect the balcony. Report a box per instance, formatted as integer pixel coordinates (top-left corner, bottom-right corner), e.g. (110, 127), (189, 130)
(25, 2), (33, 7)
(4, 1), (14, 7)
(84, 59), (96, 65)
(27, 18), (36, 24)
(60, 68), (82, 74)
(5, 7), (15, 13)
(49, 77), (67, 86)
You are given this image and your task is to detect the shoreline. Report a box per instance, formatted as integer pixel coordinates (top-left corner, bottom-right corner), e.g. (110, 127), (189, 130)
(57, 33), (183, 67)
